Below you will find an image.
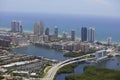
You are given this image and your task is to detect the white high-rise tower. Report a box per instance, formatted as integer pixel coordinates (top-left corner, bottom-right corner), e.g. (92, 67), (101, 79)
(88, 27), (95, 43)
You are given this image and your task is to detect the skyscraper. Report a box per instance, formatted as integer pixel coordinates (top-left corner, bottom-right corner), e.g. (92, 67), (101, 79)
(11, 20), (23, 33)
(71, 29), (76, 41)
(39, 21), (44, 35)
(19, 24), (23, 33)
(34, 22), (39, 35)
(11, 20), (17, 32)
(88, 27), (95, 43)
(108, 37), (112, 45)
(62, 31), (67, 40)
(54, 26), (58, 37)
(45, 27), (50, 36)
(16, 21), (19, 32)
(81, 27), (87, 42)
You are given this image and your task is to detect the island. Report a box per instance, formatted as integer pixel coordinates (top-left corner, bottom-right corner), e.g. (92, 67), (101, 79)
(65, 66), (120, 80)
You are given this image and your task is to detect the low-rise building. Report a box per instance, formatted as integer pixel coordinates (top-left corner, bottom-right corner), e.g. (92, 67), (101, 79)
(118, 45), (120, 51)
(53, 42), (63, 50)
(0, 34), (11, 48)
(0, 39), (11, 47)
(29, 35), (39, 43)
(49, 35), (57, 41)
(73, 42), (81, 51)
(95, 50), (109, 61)
(11, 36), (28, 46)
(12, 71), (29, 77)
(64, 42), (74, 51)
(39, 35), (49, 42)
(80, 43), (89, 53)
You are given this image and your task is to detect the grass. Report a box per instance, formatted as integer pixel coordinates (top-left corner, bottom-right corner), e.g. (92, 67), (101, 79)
(54, 63), (78, 80)
(64, 52), (86, 57)
(57, 63), (78, 74)
(0, 75), (4, 79)
(63, 49), (96, 58)
(65, 66), (120, 80)
(41, 66), (52, 78)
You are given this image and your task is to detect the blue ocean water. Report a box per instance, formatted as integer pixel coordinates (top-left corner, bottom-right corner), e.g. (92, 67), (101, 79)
(0, 12), (120, 43)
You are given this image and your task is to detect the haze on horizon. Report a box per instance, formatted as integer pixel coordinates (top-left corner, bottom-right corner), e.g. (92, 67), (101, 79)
(0, 0), (120, 17)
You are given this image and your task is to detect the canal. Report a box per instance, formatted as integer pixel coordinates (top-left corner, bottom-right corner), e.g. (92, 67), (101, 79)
(11, 45), (69, 61)
(56, 56), (120, 80)
(11, 45), (120, 80)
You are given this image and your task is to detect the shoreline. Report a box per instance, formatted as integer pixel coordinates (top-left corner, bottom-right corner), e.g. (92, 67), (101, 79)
(0, 28), (120, 44)
(0, 27), (33, 33)
(54, 56), (120, 80)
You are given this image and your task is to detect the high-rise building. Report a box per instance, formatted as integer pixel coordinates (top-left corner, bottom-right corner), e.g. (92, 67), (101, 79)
(34, 21), (44, 35)
(11, 20), (17, 32)
(71, 29), (76, 41)
(54, 26), (58, 37)
(11, 20), (23, 33)
(39, 21), (44, 35)
(88, 27), (95, 43)
(16, 21), (21, 32)
(62, 31), (67, 40)
(45, 27), (50, 36)
(107, 37), (112, 45)
(34, 22), (39, 35)
(19, 24), (23, 33)
(16, 21), (19, 32)
(81, 27), (87, 42)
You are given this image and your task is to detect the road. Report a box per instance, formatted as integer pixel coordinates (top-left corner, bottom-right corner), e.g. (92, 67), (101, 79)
(42, 54), (92, 80)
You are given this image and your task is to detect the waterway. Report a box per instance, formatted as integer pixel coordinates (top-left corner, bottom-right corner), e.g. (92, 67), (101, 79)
(11, 45), (69, 61)
(56, 56), (120, 80)
(11, 45), (120, 80)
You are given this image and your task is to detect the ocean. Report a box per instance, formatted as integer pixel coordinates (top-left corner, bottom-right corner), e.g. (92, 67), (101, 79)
(0, 12), (120, 43)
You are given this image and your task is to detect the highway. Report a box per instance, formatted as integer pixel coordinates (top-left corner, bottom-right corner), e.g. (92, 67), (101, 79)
(42, 54), (92, 80)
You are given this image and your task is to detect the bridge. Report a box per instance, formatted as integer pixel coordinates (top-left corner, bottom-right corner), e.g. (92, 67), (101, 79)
(42, 50), (112, 80)
(42, 54), (93, 80)
(95, 50), (111, 62)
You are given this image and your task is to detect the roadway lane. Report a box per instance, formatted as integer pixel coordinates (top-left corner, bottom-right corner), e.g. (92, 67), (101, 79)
(43, 54), (92, 80)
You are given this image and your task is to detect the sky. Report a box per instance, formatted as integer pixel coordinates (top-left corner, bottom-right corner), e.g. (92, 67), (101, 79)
(0, 0), (120, 17)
